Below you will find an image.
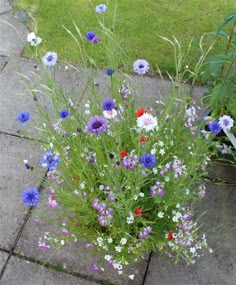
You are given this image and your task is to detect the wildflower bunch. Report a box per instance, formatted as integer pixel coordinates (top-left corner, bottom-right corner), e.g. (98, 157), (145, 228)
(19, 3), (214, 280)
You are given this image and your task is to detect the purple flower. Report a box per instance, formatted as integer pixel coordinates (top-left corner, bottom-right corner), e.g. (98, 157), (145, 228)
(91, 263), (99, 272)
(18, 112), (30, 123)
(106, 68), (114, 76)
(122, 151), (139, 170)
(140, 153), (156, 169)
(102, 98), (115, 111)
(86, 115), (107, 135)
(91, 36), (101, 44)
(95, 4), (107, 13)
(40, 151), (60, 169)
(133, 59), (149, 75)
(59, 109), (69, 119)
(22, 188), (40, 206)
(208, 121), (222, 135)
(86, 31), (96, 41)
(42, 51), (58, 67)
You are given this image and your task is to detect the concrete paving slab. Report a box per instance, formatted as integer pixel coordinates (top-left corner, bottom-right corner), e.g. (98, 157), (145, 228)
(0, 55), (9, 71)
(0, 12), (28, 56)
(15, 193), (147, 285)
(208, 161), (236, 184)
(0, 0), (12, 15)
(0, 251), (9, 273)
(0, 57), (206, 136)
(144, 184), (236, 285)
(1, 255), (100, 285)
(0, 134), (43, 250)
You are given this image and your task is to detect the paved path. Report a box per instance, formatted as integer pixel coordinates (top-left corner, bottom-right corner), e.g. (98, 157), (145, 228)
(0, 1), (236, 284)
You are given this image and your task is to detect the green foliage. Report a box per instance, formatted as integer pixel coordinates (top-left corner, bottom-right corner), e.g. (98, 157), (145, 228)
(200, 11), (236, 134)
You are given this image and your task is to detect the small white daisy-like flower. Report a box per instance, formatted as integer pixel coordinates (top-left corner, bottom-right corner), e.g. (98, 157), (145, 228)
(157, 211), (164, 218)
(218, 115), (234, 130)
(137, 113), (158, 131)
(120, 238), (127, 245)
(115, 245), (122, 252)
(159, 148), (165, 155)
(139, 192), (144, 197)
(158, 141), (164, 147)
(190, 247), (196, 253)
(133, 195), (138, 200)
(133, 59), (149, 75)
(104, 254), (112, 261)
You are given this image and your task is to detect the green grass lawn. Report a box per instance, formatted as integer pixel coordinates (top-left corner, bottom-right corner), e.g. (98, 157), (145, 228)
(15, 0), (235, 74)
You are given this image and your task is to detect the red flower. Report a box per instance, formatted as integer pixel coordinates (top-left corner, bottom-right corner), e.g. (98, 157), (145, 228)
(50, 195), (56, 200)
(120, 150), (128, 158)
(167, 230), (175, 241)
(136, 108), (147, 119)
(140, 136), (149, 143)
(134, 208), (142, 216)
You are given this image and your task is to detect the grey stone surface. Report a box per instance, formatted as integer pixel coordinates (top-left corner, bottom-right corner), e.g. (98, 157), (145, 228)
(0, 57), (206, 135)
(0, 134), (44, 250)
(1, 256), (100, 285)
(208, 160), (236, 184)
(15, 194), (147, 285)
(0, 55), (9, 71)
(0, 12), (28, 56)
(0, 251), (8, 273)
(0, 0), (11, 15)
(144, 184), (236, 285)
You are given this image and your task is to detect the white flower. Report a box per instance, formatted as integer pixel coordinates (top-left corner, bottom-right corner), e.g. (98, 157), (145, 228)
(190, 247), (196, 253)
(157, 211), (164, 218)
(133, 195), (138, 200)
(80, 182), (85, 189)
(139, 192), (144, 197)
(126, 212), (134, 224)
(103, 109), (118, 119)
(120, 238), (127, 245)
(218, 115), (234, 130)
(61, 240), (65, 246)
(27, 32), (36, 42)
(151, 148), (157, 154)
(118, 270), (123, 275)
(159, 149), (165, 155)
(107, 238), (113, 243)
(115, 245), (122, 252)
(158, 141), (164, 147)
(129, 274), (135, 280)
(104, 254), (112, 261)
(137, 113), (158, 131)
(27, 32), (42, 46)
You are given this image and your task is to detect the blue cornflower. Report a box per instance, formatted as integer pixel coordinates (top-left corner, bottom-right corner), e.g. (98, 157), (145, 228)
(18, 112), (30, 123)
(42, 51), (58, 67)
(59, 109), (69, 119)
(22, 188), (40, 206)
(86, 31), (96, 41)
(102, 98), (115, 111)
(208, 121), (222, 135)
(40, 151), (60, 169)
(95, 4), (107, 13)
(106, 68), (114, 76)
(140, 153), (156, 169)
(133, 59), (149, 75)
